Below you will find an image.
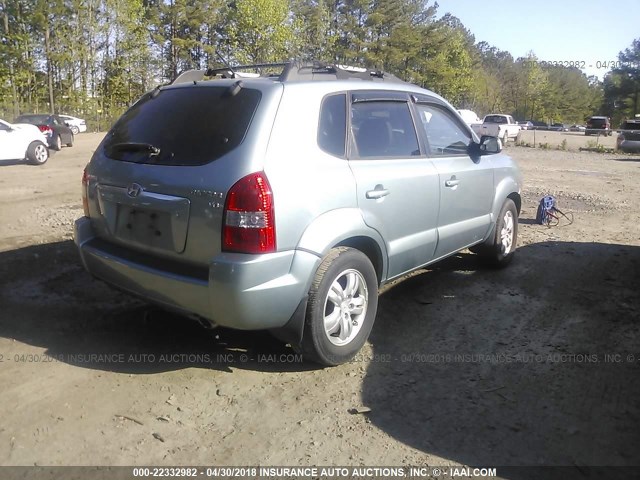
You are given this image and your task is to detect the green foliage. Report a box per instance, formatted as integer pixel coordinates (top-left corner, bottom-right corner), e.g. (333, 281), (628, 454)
(226, 0), (297, 64)
(602, 38), (640, 126)
(0, 0), (633, 132)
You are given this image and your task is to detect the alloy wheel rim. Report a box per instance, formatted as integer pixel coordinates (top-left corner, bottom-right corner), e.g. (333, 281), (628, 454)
(35, 145), (47, 163)
(323, 269), (368, 346)
(500, 211), (514, 254)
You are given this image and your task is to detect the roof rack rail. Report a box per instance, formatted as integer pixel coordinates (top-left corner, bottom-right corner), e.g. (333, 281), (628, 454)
(171, 61), (405, 85)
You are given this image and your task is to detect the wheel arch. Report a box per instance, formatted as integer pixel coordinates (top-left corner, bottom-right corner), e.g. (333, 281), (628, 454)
(491, 176), (521, 220)
(508, 191), (522, 215)
(334, 236), (384, 285)
(295, 208), (389, 285)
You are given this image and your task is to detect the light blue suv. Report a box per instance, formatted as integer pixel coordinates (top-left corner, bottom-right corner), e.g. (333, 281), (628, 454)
(75, 62), (522, 366)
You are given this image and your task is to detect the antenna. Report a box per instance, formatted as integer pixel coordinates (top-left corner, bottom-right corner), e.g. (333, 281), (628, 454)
(216, 52), (236, 78)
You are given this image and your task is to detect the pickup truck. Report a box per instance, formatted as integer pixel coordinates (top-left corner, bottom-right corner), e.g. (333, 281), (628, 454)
(471, 114), (521, 144)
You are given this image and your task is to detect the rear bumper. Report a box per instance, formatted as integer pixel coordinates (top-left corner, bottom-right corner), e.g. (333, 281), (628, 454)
(618, 139), (640, 153)
(74, 217), (320, 330)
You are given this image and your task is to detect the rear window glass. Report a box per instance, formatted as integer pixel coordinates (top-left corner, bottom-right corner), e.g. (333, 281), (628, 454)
(621, 121), (640, 130)
(351, 101), (419, 158)
(16, 115), (49, 124)
(588, 118), (607, 127)
(318, 94), (346, 157)
(103, 86), (261, 166)
(484, 115), (507, 124)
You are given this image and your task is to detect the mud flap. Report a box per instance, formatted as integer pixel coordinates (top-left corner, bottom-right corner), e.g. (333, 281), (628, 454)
(269, 294), (308, 348)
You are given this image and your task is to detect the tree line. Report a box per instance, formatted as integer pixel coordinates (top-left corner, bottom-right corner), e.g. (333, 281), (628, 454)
(1, 0), (638, 129)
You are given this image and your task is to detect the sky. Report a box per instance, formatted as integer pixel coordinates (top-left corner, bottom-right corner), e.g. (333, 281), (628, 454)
(437, 0), (640, 79)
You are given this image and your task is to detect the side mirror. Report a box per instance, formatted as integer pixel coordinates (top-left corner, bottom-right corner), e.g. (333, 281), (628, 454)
(468, 135), (502, 157)
(480, 135), (502, 154)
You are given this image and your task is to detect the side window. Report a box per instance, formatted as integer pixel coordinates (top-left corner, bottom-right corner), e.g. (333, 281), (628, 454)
(351, 101), (419, 158)
(416, 104), (472, 156)
(0, 123), (10, 131)
(318, 94), (346, 157)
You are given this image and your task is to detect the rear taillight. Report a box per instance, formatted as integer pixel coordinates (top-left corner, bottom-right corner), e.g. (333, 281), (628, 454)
(223, 172), (275, 254)
(38, 125), (52, 136)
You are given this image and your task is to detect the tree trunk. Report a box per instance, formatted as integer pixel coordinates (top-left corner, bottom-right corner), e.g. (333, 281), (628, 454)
(44, 19), (55, 113)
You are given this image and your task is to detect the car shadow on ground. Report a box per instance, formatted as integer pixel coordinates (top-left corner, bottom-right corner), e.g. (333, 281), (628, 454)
(612, 156), (640, 162)
(0, 240), (311, 374)
(0, 159), (29, 167)
(362, 241), (640, 476)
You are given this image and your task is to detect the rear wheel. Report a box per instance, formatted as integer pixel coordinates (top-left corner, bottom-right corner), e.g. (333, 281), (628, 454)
(70, 125), (79, 135)
(26, 141), (49, 165)
(53, 134), (62, 151)
(301, 247), (378, 366)
(473, 199), (518, 268)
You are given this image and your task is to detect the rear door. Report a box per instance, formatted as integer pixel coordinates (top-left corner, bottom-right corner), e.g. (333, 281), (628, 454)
(413, 101), (494, 258)
(347, 91), (440, 280)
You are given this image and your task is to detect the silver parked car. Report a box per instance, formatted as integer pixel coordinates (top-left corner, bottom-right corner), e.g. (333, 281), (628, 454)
(616, 119), (640, 153)
(75, 62), (522, 366)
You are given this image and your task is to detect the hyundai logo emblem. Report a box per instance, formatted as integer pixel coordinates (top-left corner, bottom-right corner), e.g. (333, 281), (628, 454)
(127, 183), (143, 198)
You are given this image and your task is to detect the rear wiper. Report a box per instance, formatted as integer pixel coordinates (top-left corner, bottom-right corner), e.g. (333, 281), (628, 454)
(109, 142), (161, 157)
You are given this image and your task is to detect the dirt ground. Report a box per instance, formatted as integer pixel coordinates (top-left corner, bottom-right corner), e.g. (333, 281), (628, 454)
(0, 134), (639, 478)
(516, 129), (618, 150)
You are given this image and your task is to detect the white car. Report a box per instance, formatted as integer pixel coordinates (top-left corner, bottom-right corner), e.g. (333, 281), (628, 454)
(457, 109), (481, 126)
(471, 114), (521, 144)
(0, 119), (49, 165)
(59, 115), (87, 135)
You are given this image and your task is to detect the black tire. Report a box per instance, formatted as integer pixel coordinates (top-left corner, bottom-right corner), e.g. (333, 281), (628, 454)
(26, 141), (49, 165)
(502, 131), (509, 145)
(66, 134), (74, 147)
(70, 125), (79, 135)
(301, 247), (378, 366)
(473, 198), (518, 268)
(53, 134), (62, 151)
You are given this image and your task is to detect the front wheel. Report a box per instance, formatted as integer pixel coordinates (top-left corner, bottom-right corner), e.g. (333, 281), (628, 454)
(301, 247), (378, 366)
(473, 199), (518, 268)
(26, 141), (49, 165)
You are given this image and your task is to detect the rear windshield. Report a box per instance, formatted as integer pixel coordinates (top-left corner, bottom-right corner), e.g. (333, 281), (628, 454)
(103, 86), (261, 166)
(16, 115), (48, 124)
(621, 121), (640, 131)
(588, 118), (608, 127)
(484, 115), (507, 124)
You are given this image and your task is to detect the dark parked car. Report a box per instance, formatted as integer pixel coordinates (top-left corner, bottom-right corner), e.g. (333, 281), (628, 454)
(585, 116), (612, 136)
(14, 114), (74, 150)
(529, 120), (548, 130)
(617, 118), (640, 153)
(549, 123), (568, 132)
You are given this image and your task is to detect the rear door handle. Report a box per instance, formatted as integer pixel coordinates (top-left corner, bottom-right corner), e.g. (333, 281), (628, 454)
(366, 186), (390, 199)
(445, 178), (460, 188)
